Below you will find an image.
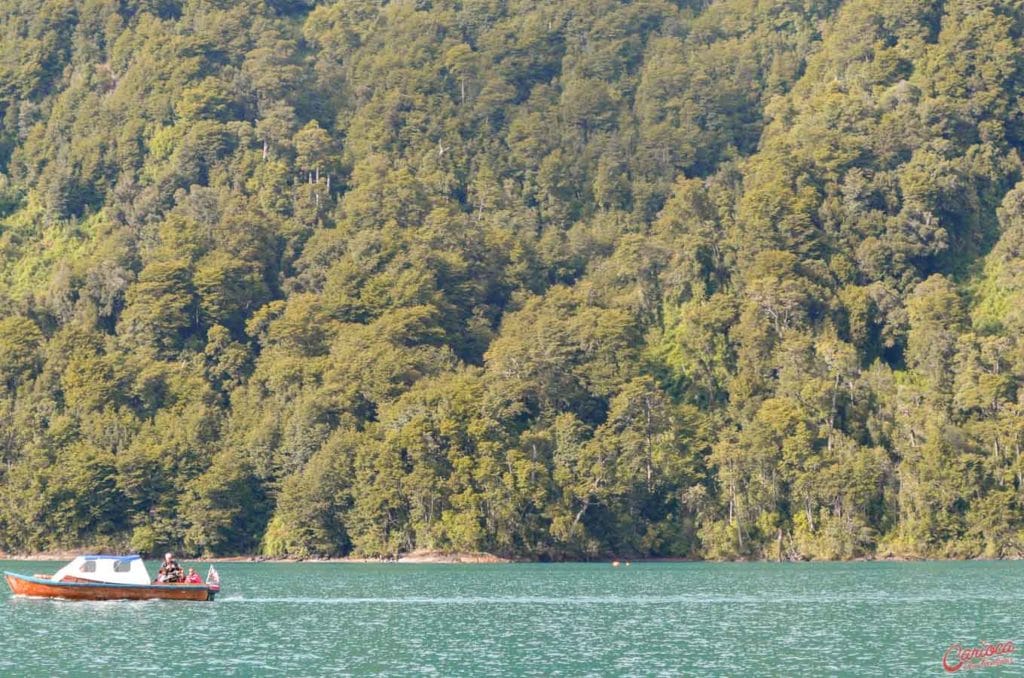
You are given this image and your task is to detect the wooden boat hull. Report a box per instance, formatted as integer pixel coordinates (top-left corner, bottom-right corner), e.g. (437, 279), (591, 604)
(4, 572), (217, 601)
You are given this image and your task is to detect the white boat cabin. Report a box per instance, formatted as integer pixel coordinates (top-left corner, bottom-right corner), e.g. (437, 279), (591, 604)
(53, 555), (150, 585)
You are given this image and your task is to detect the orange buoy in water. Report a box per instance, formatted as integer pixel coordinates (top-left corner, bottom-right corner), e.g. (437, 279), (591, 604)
(612, 560), (621, 567)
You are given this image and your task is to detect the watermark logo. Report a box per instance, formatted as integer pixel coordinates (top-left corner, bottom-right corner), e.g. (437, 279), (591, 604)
(942, 641), (1016, 672)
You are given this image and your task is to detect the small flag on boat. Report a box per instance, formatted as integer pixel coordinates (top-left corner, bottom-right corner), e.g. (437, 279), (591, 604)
(206, 565), (220, 588)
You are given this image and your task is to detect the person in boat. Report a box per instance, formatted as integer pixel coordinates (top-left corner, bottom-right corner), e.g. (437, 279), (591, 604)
(185, 567), (201, 584)
(156, 552), (184, 583)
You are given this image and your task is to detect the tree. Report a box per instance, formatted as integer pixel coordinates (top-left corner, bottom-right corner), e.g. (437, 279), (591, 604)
(117, 259), (197, 353)
(194, 251), (269, 334)
(905, 275), (966, 405)
(0, 317), (43, 391)
(293, 120), (338, 184)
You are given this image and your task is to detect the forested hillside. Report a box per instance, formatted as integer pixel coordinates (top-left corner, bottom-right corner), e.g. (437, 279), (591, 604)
(1, 0), (1023, 560)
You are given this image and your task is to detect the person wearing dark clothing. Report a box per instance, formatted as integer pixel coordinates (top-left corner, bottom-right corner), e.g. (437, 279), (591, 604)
(156, 552), (184, 583)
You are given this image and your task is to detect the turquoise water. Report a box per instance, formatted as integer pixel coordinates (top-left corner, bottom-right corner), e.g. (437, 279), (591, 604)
(1, 560), (1021, 676)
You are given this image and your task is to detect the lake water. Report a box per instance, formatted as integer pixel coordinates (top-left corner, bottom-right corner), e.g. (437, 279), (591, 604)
(0, 559), (1020, 675)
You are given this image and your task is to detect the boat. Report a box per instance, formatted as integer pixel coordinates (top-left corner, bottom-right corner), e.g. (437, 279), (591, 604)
(4, 555), (220, 601)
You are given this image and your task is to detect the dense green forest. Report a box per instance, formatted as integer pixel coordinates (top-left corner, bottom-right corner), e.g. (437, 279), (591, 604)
(1, 0), (1023, 560)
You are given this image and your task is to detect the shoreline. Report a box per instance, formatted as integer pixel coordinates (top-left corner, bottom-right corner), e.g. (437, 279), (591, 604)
(0, 549), (514, 564)
(0, 549), (1019, 564)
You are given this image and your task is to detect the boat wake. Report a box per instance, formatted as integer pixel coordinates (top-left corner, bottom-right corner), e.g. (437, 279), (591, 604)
(218, 595), (710, 604)
(217, 593), (1020, 605)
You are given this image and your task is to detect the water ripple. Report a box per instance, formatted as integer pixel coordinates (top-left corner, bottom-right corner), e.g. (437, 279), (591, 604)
(2, 560), (1022, 676)
(219, 592), (1024, 605)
